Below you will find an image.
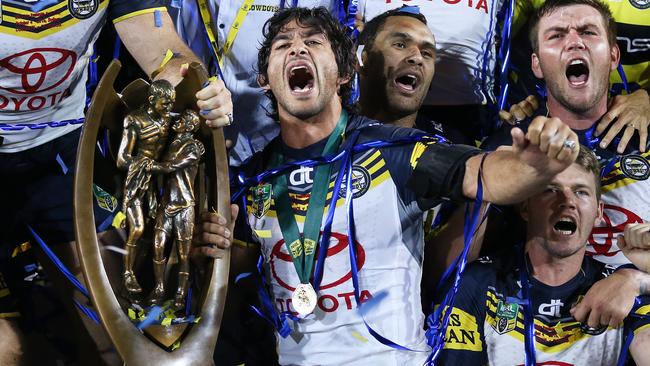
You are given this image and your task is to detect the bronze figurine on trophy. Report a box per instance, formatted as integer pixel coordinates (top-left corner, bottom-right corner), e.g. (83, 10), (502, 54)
(115, 81), (205, 310)
(74, 61), (231, 365)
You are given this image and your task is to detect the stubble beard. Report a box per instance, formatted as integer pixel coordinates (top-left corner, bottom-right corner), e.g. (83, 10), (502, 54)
(550, 73), (608, 116)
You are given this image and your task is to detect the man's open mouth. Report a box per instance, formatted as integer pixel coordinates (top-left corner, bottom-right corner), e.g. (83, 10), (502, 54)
(553, 216), (577, 236)
(565, 59), (589, 86)
(288, 65), (315, 94)
(394, 73), (419, 92)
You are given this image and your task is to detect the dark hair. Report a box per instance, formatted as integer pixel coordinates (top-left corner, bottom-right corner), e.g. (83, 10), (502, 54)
(257, 7), (356, 120)
(357, 6), (428, 52)
(575, 145), (602, 200)
(528, 0), (616, 53)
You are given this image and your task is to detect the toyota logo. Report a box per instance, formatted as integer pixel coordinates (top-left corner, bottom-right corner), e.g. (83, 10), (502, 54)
(270, 232), (365, 291)
(588, 204), (643, 257)
(0, 48), (77, 95)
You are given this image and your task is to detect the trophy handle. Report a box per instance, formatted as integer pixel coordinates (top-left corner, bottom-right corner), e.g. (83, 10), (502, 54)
(74, 60), (231, 365)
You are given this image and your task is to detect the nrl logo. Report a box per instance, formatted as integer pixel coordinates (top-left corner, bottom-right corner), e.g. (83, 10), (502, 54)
(493, 300), (519, 335)
(251, 183), (272, 219)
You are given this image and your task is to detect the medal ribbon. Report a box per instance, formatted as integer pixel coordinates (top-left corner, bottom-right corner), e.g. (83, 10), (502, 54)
(272, 111), (348, 285)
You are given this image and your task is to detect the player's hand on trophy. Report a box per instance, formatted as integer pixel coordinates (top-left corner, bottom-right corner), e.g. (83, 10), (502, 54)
(619, 223), (650, 272)
(192, 204), (239, 259)
(510, 115), (579, 176)
(195, 78), (234, 129)
(499, 95), (539, 125)
(570, 269), (640, 328)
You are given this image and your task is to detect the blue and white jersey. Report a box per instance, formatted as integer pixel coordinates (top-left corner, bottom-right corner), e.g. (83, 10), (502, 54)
(437, 255), (650, 365)
(0, 0), (166, 152)
(238, 114), (480, 365)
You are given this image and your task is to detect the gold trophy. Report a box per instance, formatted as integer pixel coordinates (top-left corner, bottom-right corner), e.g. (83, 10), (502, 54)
(73, 60), (231, 365)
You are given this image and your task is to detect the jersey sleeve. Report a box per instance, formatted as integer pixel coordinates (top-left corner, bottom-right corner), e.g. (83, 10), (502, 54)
(435, 262), (490, 365)
(626, 295), (650, 338)
(407, 141), (482, 209)
(108, 0), (167, 24)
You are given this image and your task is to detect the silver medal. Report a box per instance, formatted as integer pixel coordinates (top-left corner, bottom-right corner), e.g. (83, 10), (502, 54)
(292, 283), (317, 316)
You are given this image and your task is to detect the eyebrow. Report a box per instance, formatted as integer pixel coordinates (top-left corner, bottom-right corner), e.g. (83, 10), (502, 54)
(271, 28), (325, 43)
(388, 31), (436, 50)
(543, 22), (600, 36)
(548, 182), (594, 191)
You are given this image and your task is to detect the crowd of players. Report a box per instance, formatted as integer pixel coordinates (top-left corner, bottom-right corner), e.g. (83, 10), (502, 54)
(1, 0), (649, 365)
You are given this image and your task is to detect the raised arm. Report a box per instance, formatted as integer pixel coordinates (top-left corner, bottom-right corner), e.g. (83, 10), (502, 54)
(114, 10), (233, 128)
(463, 116), (579, 205)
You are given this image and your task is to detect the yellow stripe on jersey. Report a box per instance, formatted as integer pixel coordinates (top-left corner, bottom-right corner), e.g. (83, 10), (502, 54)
(436, 306), (483, 352)
(410, 142), (428, 169)
(634, 304), (650, 316)
(0, 0), (108, 39)
(1, 0), (68, 15)
(635, 323), (650, 336)
(112, 7), (167, 24)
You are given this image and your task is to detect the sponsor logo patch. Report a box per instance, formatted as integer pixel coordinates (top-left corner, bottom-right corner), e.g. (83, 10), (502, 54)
(68, 0), (98, 19)
(620, 154), (650, 180)
(338, 165), (371, 199)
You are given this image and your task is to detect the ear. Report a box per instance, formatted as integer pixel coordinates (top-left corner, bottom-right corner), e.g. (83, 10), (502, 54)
(519, 201), (530, 222)
(257, 74), (270, 91)
(338, 74), (352, 88)
(594, 201), (605, 226)
(609, 43), (621, 72)
(531, 53), (544, 79)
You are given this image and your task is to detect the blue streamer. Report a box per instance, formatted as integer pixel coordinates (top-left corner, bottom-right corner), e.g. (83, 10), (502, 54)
(97, 213), (115, 232)
(154, 10), (163, 27)
(55, 153), (68, 175)
(496, 0), (514, 112)
(0, 118), (84, 131)
(232, 134), (446, 202)
(137, 305), (165, 330)
(425, 155), (486, 365)
(345, 0), (359, 39)
(279, 0), (299, 9)
(27, 226), (91, 299)
(518, 245), (537, 366)
(74, 298), (101, 325)
(27, 227), (103, 325)
(341, 134), (424, 352)
(617, 328), (634, 366)
(233, 132), (460, 350)
(617, 64), (630, 95)
(312, 131), (360, 292)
